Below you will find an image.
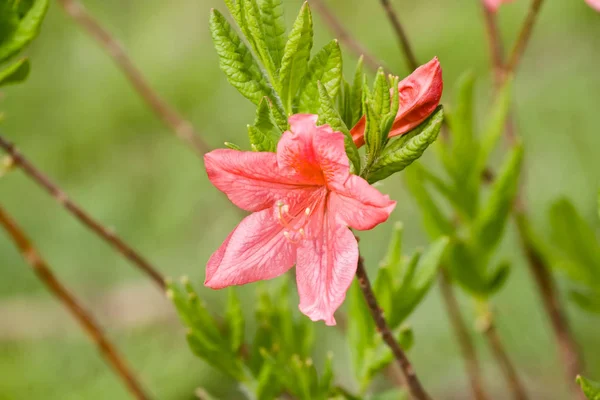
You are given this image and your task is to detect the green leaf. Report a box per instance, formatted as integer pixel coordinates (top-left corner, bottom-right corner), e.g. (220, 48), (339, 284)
(570, 289), (600, 314)
(0, 0), (48, 63)
(381, 75), (400, 137)
(259, 0), (287, 69)
(475, 78), (513, 175)
(549, 198), (600, 285)
(472, 144), (523, 254)
(577, 375), (600, 400)
(366, 106), (444, 183)
(279, 2), (313, 113)
(241, 0), (278, 84)
(225, 288), (245, 353)
(224, 141), (242, 150)
(317, 83), (360, 172)
(296, 40), (342, 113)
(447, 71), (475, 157)
(363, 100), (382, 164)
(397, 326), (414, 351)
(446, 240), (490, 297)
(348, 281), (375, 374)
(381, 222), (403, 276)
(350, 56), (365, 127)
(485, 260), (511, 295)
(249, 97), (282, 152)
(404, 163), (454, 239)
(0, 57), (29, 87)
(371, 67), (390, 117)
(223, 0), (242, 27)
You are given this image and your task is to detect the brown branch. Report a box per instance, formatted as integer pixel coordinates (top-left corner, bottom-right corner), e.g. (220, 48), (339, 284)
(309, 0), (388, 73)
(476, 304), (529, 400)
(378, 0), (419, 71)
(515, 212), (586, 400)
(480, 3), (505, 87)
(0, 204), (151, 400)
(505, 0), (545, 76)
(439, 269), (489, 400)
(0, 135), (166, 290)
(56, 0), (210, 157)
(355, 256), (432, 400)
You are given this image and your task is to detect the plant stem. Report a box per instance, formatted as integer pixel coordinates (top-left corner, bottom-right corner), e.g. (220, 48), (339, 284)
(0, 204), (151, 400)
(515, 212), (586, 400)
(309, 0), (388, 73)
(355, 256), (432, 400)
(378, 0), (419, 71)
(476, 303), (529, 400)
(0, 135), (166, 290)
(439, 269), (489, 400)
(56, 0), (210, 157)
(505, 0), (545, 76)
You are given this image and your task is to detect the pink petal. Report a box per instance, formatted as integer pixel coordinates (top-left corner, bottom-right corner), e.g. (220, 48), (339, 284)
(483, 0), (515, 12)
(205, 149), (311, 212)
(350, 57), (443, 147)
(329, 174), (396, 230)
(205, 208), (296, 288)
(278, 114), (350, 187)
(296, 217), (359, 326)
(586, 0), (600, 11)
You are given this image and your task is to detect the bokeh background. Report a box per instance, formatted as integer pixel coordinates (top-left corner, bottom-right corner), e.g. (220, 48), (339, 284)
(1, 0), (599, 398)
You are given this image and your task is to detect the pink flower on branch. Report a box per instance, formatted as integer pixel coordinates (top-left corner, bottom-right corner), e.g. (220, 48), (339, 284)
(350, 57), (443, 148)
(204, 115), (396, 325)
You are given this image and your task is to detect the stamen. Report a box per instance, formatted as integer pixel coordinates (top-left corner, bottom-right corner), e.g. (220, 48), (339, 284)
(305, 207), (311, 215)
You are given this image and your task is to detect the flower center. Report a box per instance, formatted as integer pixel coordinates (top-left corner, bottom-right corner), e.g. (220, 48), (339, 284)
(275, 190), (325, 244)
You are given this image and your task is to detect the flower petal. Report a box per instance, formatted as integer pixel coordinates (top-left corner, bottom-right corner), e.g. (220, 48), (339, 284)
(329, 174), (396, 230)
(205, 149), (311, 212)
(278, 114), (350, 187)
(483, 0), (515, 12)
(586, 0), (600, 11)
(205, 208), (296, 288)
(296, 217), (358, 325)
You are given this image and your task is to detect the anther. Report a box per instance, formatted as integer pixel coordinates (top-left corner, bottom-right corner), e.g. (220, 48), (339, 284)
(305, 207), (311, 215)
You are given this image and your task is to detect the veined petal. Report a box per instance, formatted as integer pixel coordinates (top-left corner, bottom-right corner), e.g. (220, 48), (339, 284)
(205, 208), (296, 288)
(329, 174), (396, 230)
(278, 114), (350, 187)
(296, 217), (358, 326)
(205, 149), (312, 212)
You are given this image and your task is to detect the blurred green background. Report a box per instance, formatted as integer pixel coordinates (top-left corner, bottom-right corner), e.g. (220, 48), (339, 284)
(1, 0), (599, 398)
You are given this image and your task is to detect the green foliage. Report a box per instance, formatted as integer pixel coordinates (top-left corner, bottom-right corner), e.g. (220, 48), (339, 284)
(248, 97), (282, 152)
(279, 2), (313, 113)
(545, 198), (600, 314)
(0, 0), (48, 90)
(577, 375), (600, 400)
(349, 56), (365, 127)
(348, 224), (448, 391)
(365, 107), (444, 183)
(259, 0), (286, 70)
(296, 39), (342, 113)
(407, 74), (520, 299)
(168, 277), (344, 399)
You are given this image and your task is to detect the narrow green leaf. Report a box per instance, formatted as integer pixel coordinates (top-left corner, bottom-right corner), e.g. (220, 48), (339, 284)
(259, 0), (287, 69)
(279, 2), (313, 113)
(570, 289), (600, 315)
(296, 40), (342, 113)
(317, 83), (360, 172)
(350, 56), (365, 127)
(348, 281), (375, 373)
(404, 163), (454, 239)
(397, 326), (414, 351)
(371, 67), (390, 117)
(318, 353), (335, 396)
(367, 106), (444, 183)
(373, 266), (394, 314)
(242, 0), (278, 83)
(413, 236), (449, 290)
(223, 0), (242, 27)
(224, 141), (242, 150)
(0, 0), (49, 63)
(0, 58), (29, 87)
(577, 375), (600, 400)
(475, 78), (513, 175)
(381, 222), (403, 276)
(363, 100), (383, 162)
(485, 260), (511, 295)
(381, 75), (400, 137)
(225, 288), (244, 353)
(249, 97), (282, 152)
(472, 144), (523, 254)
(446, 240), (490, 297)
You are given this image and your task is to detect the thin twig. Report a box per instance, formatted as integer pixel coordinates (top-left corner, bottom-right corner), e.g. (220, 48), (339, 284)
(0, 204), (151, 400)
(0, 134), (166, 290)
(515, 212), (586, 400)
(309, 0), (388, 73)
(439, 269), (489, 400)
(477, 304), (529, 400)
(480, 3), (505, 87)
(56, 0), (210, 157)
(505, 0), (545, 76)
(378, 0), (419, 71)
(355, 256), (431, 400)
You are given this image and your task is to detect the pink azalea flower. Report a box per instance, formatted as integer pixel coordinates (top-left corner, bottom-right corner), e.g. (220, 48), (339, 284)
(483, 0), (516, 12)
(204, 114), (396, 325)
(350, 57), (443, 148)
(586, 0), (600, 11)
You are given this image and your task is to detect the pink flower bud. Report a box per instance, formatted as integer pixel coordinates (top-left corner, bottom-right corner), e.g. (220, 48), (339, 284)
(483, 0), (516, 13)
(350, 57), (443, 148)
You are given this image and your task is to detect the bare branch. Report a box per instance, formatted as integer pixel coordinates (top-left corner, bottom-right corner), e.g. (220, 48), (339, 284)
(0, 204), (151, 400)
(0, 134), (165, 290)
(505, 0), (545, 76)
(56, 0), (210, 157)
